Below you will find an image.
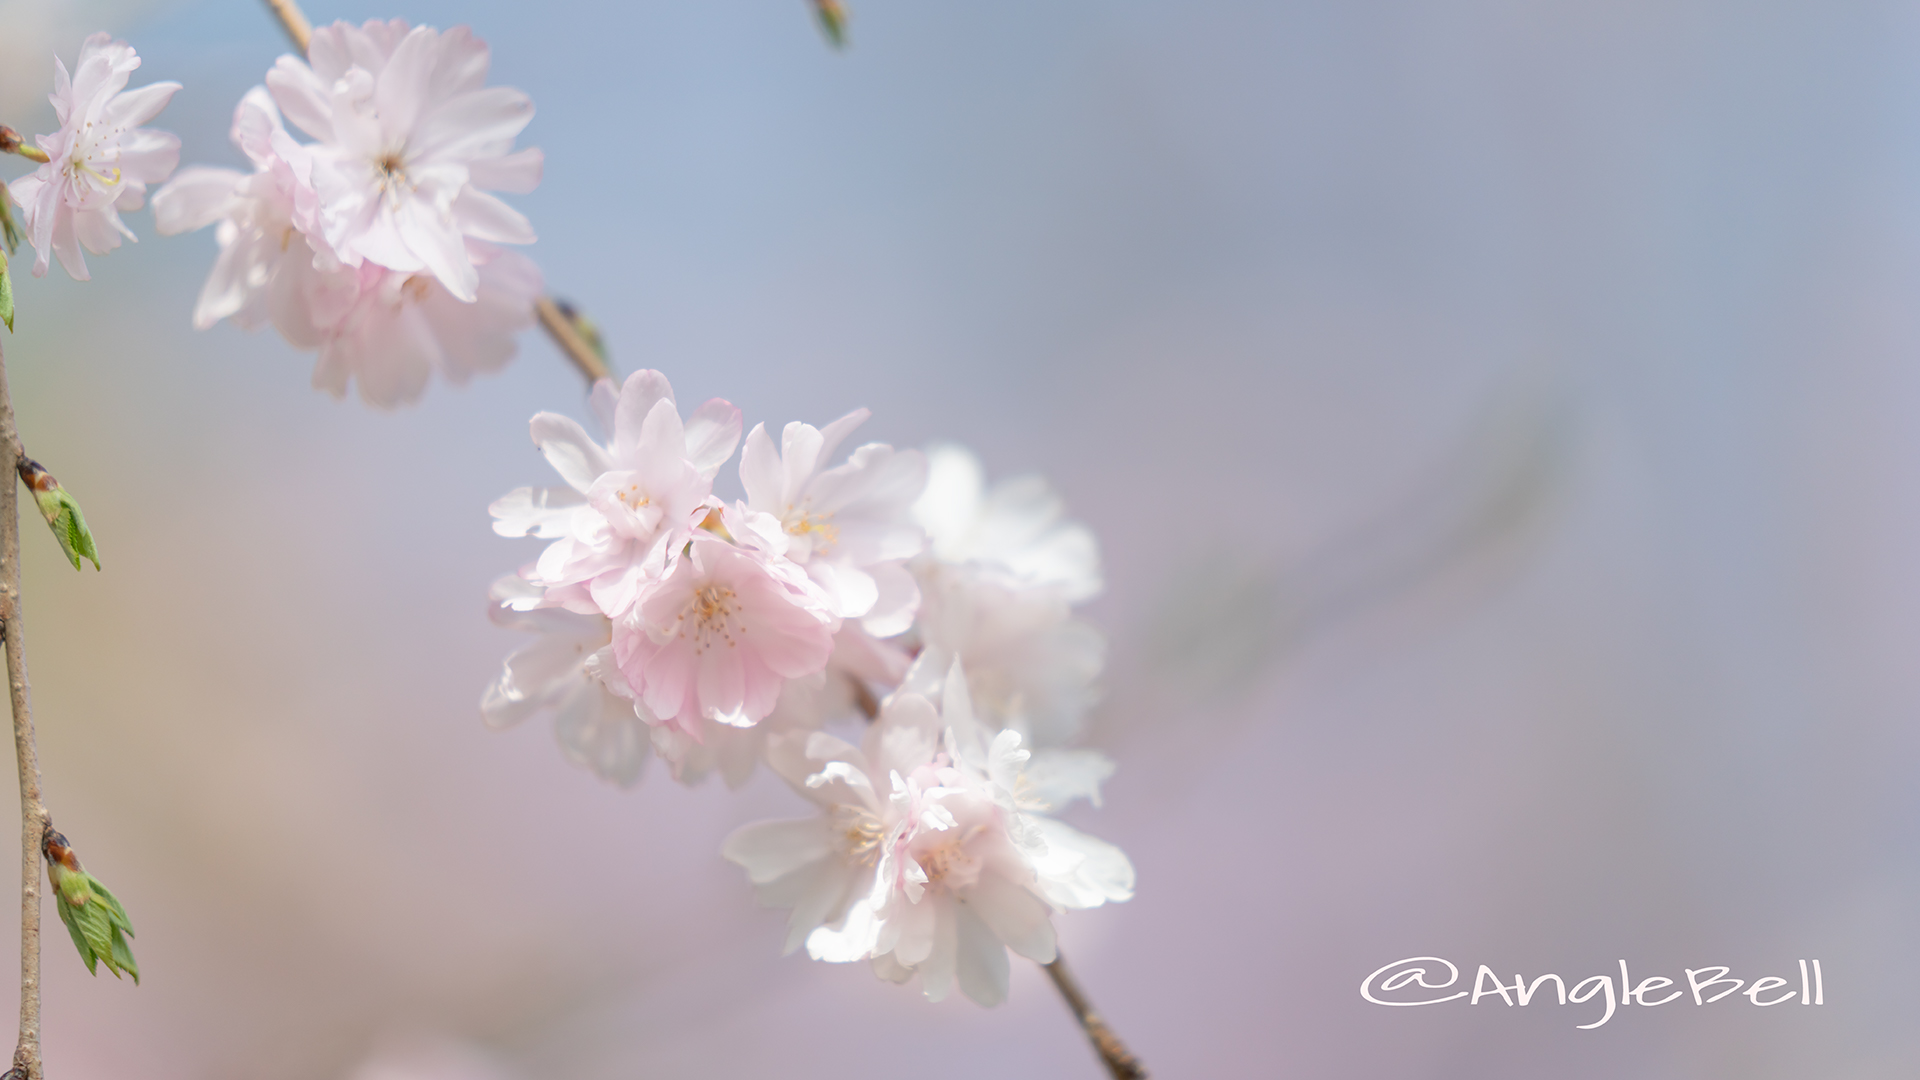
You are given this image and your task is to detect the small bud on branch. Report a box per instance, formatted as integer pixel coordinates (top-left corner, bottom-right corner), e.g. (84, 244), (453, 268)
(0, 129), (48, 165)
(44, 829), (138, 984)
(17, 460), (98, 571)
(812, 0), (849, 47)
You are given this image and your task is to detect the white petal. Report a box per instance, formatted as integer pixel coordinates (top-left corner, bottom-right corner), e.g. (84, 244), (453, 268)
(452, 187), (535, 245)
(489, 485), (587, 538)
(965, 873), (1056, 963)
(150, 166), (242, 235)
(953, 902), (1011, 1007)
(528, 413), (613, 492)
(467, 146), (543, 194)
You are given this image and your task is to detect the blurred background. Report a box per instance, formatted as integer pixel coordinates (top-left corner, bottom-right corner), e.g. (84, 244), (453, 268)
(2, 0), (1917, 1076)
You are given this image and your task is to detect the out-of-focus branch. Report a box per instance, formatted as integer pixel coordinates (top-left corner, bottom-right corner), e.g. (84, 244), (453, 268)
(1044, 953), (1147, 1079)
(535, 297), (611, 386)
(0, 339), (48, 1080)
(263, 0), (312, 51)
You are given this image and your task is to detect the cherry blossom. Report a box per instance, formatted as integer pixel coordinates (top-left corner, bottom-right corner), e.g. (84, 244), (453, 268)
(264, 19), (541, 303)
(612, 533), (837, 737)
(491, 370), (742, 619)
(7, 33), (179, 281)
(724, 669), (1131, 1006)
(154, 20), (543, 405)
(481, 577), (650, 787)
(913, 444), (1102, 603)
(739, 411), (927, 636)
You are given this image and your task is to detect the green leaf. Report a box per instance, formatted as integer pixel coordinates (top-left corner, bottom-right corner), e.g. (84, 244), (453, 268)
(1, 252), (12, 335)
(33, 484), (100, 571)
(54, 890), (90, 973)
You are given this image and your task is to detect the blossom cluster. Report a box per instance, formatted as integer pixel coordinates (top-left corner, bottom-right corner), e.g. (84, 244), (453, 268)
(152, 20), (544, 407)
(485, 370), (1130, 1003)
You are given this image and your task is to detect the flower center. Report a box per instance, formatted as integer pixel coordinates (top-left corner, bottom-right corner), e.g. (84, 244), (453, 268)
(615, 482), (650, 511)
(833, 805), (886, 866)
(916, 831), (982, 890)
(675, 584), (741, 654)
(67, 123), (121, 188)
(784, 510), (838, 549)
(374, 151), (414, 205)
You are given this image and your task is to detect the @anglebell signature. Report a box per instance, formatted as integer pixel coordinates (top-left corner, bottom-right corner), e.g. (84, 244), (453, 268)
(1361, 956), (1826, 1029)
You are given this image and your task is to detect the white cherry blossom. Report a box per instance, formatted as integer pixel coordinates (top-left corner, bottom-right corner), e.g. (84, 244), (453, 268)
(724, 670), (1131, 1006)
(264, 19), (540, 302)
(8, 33), (179, 281)
(482, 576), (650, 787)
(913, 444), (1102, 603)
(738, 411), (927, 636)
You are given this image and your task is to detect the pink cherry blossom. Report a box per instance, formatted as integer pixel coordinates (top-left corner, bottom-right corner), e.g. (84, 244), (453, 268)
(613, 533), (837, 736)
(491, 370), (742, 618)
(7, 33), (179, 281)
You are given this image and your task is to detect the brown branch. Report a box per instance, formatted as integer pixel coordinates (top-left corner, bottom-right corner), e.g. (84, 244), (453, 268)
(535, 297), (611, 387)
(0, 339), (48, 1080)
(262, 0), (312, 52)
(1044, 952), (1148, 1080)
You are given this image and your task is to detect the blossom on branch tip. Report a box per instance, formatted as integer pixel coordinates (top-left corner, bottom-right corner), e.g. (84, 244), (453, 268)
(723, 668), (1132, 1006)
(7, 33), (179, 281)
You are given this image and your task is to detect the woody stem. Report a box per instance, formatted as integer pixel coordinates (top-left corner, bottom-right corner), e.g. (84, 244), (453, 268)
(0, 339), (48, 1080)
(1043, 952), (1148, 1079)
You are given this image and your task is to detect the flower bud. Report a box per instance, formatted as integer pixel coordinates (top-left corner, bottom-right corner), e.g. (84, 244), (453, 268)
(19, 460), (99, 571)
(44, 829), (138, 983)
(812, 0), (849, 46)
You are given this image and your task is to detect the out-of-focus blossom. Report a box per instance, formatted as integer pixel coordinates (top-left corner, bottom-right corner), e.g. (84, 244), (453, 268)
(724, 668), (1132, 1006)
(906, 563), (1105, 746)
(7, 32), (178, 280)
(613, 533), (837, 737)
(492, 370), (742, 619)
(309, 244), (541, 406)
(265, 19), (540, 303)
(155, 20), (542, 405)
(913, 444), (1102, 603)
(482, 576), (650, 787)
(739, 410), (928, 636)
(153, 88), (325, 333)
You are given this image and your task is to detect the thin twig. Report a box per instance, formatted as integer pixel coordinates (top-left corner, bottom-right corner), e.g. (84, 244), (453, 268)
(1044, 952), (1148, 1080)
(0, 339), (48, 1080)
(262, 0), (312, 51)
(535, 297), (611, 386)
